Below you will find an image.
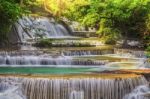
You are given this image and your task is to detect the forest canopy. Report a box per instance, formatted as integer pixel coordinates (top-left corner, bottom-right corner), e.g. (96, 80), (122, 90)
(63, 0), (150, 45)
(0, 0), (150, 48)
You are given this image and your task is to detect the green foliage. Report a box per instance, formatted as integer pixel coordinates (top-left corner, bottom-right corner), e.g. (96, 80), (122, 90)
(99, 27), (121, 44)
(146, 46), (150, 51)
(64, 0), (150, 46)
(0, 0), (23, 45)
(0, 0), (150, 48)
(145, 51), (150, 58)
(144, 14), (150, 49)
(35, 39), (53, 48)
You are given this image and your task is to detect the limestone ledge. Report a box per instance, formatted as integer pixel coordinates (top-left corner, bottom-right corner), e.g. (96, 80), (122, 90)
(0, 73), (141, 79)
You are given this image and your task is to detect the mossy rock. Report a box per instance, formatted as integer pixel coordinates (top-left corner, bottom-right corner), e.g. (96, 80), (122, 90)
(34, 39), (53, 47)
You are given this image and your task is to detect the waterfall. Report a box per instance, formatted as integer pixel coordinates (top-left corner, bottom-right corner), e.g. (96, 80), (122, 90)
(0, 55), (108, 66)
(0, 55), (72, 66)
(0, 51), (109, 66)
(0, 78), (26, 99)
(15, 16), (71, 43)
(70, 91), (84, 99)
(21, 76), (147, 99)
(0, 75), (147, 99)
(123, 85), (150, 99)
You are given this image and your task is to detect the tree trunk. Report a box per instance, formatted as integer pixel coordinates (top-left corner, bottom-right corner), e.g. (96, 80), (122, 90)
(20, 0), (23, 6)
(44, 0), (53, 16)
(122, 30), (128, 48)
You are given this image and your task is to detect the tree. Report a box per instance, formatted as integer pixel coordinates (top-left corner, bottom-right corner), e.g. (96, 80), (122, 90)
(64, 0), (150, 45)
(100, 0), (150, 45)
(0, 0), (23, 46)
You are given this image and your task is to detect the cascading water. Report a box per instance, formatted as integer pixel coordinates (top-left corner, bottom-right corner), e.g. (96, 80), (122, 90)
(0, 76), (147, 99)
(123, 85), (150, 99)
(22, 76), (148, 99)
(3, 14), (149, 99)
(0, 55), (72, 66)
(15, 16), (71, 43)
(0, 78), (26, 99)
(0, 51), (110, 66)
(70, 91), (84, 99)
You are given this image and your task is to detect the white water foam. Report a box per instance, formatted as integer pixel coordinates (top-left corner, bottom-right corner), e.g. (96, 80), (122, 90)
(123, 85), (150, 99)
(0, 78), (26, 99)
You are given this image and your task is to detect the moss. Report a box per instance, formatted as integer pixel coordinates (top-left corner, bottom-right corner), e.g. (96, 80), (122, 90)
(146, 46), (150, 51)
(104, 37), (117, 45)
(145, 51), (150, 58)
(34, 38), (100, 47)
(34, 39), (53, 48)
(49, 45), (114, 51)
